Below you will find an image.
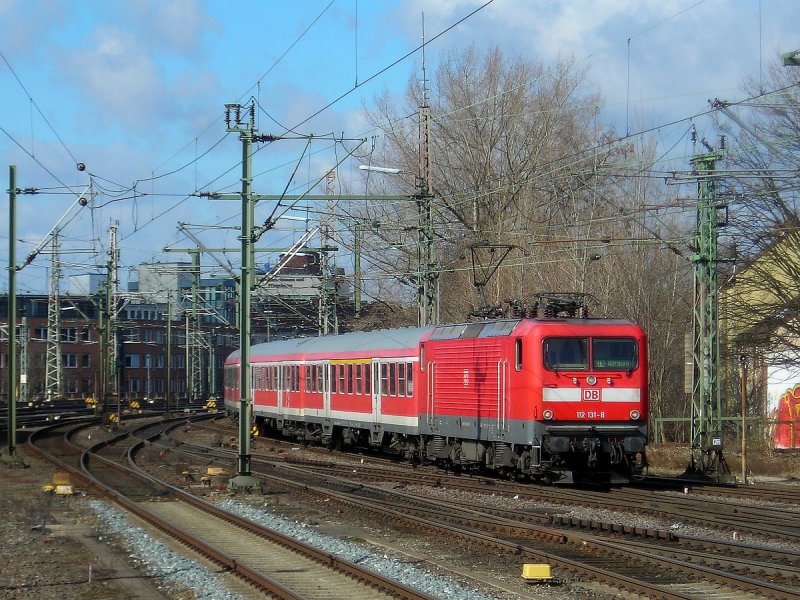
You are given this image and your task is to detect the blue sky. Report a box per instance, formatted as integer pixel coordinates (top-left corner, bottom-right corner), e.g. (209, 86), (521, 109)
(1, 0), (799, 294)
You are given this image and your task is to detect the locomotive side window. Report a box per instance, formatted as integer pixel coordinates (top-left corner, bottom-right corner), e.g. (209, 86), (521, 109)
(592, 338), (637, 371)
(544, 338), (588, 370)
(515, 338), (523, 371)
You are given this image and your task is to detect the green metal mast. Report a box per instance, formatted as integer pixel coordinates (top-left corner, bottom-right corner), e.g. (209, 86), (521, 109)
(225, 102), (260, 490)
(687, 146), (730, 480)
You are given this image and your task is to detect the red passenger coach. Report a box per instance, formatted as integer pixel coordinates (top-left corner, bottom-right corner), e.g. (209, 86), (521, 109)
(224, 317), (648, 483)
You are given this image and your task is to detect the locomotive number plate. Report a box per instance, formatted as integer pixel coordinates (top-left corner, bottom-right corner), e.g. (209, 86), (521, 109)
(576, 411), (605, 419)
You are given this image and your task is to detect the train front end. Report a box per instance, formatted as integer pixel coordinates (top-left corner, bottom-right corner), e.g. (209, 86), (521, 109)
(533, 319), (648, 482)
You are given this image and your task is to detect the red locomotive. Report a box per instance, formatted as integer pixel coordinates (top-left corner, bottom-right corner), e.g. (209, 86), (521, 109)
(224, 315), (648, 483)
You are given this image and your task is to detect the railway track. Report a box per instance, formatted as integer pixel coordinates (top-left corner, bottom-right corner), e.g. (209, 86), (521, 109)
(29, 417), (436, 600)
(153, 423), (800, 599)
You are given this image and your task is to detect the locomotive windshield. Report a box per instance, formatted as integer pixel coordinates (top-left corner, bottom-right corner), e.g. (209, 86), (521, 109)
(544, 338), (588, 370)
(544, 337), (638, 371)
(592, 338), (638, 371)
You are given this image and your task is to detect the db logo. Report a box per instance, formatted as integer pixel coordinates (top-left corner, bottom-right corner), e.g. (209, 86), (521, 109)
(582, 389), (601, 401)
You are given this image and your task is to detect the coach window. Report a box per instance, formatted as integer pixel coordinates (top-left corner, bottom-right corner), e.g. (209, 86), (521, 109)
(389, 363), (397, 396)
(398, 363), (406, 397)
(406, 362), (414, 396)
(338, 364), (346, 393)
(365, 364), (372, 395)
(330, 365), (337, 393)
(345, 364), (352, 394)
(381, 363), (389, 395)
(356, 364), (363, 395)
(316, 365), (323, 392)
(515, 338), (523, 371)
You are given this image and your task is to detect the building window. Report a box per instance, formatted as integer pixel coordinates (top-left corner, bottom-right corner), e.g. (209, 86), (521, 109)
(81, 327), (91, 342)
(125, 355), (140, 368)
(33, 328), (47, 341)
(122, 329), (140, 343)
(63, 354), (77, 368)
(60, 328), (77, 342)
(81, 354), (90, 368)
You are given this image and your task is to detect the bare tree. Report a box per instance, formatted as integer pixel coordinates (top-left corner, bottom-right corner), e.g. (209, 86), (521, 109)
(358, 45), (636, 320)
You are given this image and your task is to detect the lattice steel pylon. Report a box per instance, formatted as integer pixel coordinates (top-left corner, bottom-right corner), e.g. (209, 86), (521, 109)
(686, 148), (731, 481)
(416, 103), (437, 326)
(45, 228), (63, 401)
(187, 250), (204, 401)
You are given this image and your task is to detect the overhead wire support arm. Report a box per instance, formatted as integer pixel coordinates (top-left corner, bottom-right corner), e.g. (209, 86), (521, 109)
(16, 184), (91, 271)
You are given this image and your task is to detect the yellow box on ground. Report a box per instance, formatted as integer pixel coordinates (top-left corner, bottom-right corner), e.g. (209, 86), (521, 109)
(207, 467), (227, 476)
(54, 485), (74, 495)
(522, 564), (553, 580)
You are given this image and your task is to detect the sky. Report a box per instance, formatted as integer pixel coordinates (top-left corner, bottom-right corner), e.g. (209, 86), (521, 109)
(1, 0), (799, 295)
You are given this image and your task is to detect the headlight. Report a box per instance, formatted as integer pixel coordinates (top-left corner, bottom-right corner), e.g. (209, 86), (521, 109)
(543, 409), (554, 420)
(630, 409), (640, 420)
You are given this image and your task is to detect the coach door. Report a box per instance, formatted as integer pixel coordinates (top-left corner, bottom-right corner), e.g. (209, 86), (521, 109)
(372, 359), (381, 424)
(322, 361), (331, 419)
(425, 360), (436, 429)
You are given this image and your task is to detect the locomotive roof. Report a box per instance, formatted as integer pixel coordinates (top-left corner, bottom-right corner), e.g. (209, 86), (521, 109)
(227, 317), (641, 362)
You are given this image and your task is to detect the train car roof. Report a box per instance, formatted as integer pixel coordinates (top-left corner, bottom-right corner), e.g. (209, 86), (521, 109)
(229, 326), (434, 361)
